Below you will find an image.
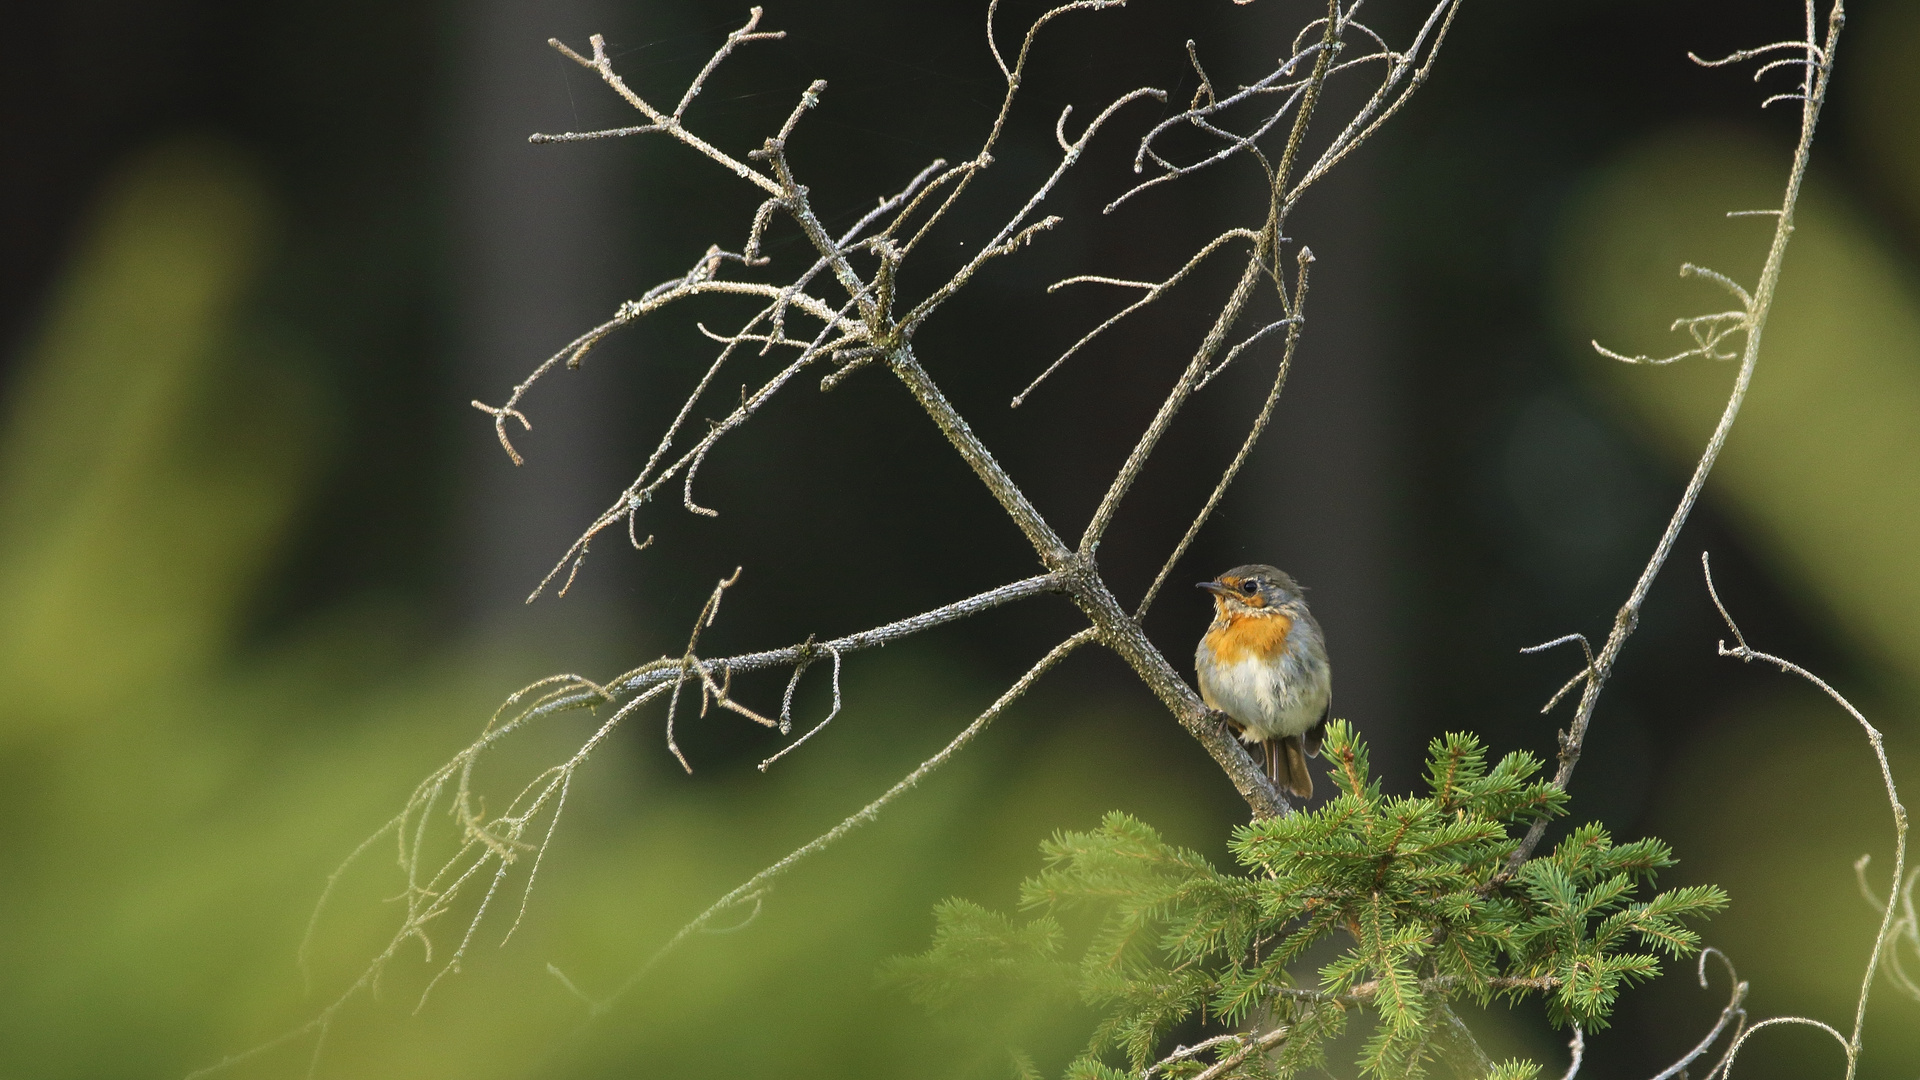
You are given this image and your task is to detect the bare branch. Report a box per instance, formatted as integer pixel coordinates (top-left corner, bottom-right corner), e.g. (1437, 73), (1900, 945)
(1593, 310), (1748, 366)
(1689, 40), (1828, 69)
(1109, 71), (1309, 212)
(1561, 1026), (1585, 1080)
(1105, 1), (1464, 215)
(1498, 0), (1845, 883)
(1078, 238), (1267, 556)
(758, 644), (842, 771)
(675, 7), (788, 121)
(663, 568), (743, 773)
(896, 0), (1132, 260)
(519, 152), (945, 578)
(1288, 0), (1465, 201)
(1013, 228), (1260, 407)
(249, 5), (1487, 1063)
(881, 337), (1288, 816)
(1185, 1025), (1293, 1080)
(469, 243), (858, 479)
(1080, 0), (1345, 557)
(539, 28), (785, 196)
(1856, 852), (1920, 1000)
(1704, 550), (1903, 1077)
(526, 295), (866, 598)
(624, 573), (1066, 695)
(1520, 633), (1595, 715)
(1648, 948), (1750, 1080)
(900, 84), (1167, 332)
(1192, 314), (1299, 390)
(986, 0), (1011, 80)
(1049, 274), (1156, 290)
(1719, 1017), (1852, 1080)
(1683, 261), (1756, 307)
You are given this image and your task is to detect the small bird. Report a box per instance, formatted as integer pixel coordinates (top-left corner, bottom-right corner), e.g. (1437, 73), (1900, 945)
(1195, 565), (1332, 800)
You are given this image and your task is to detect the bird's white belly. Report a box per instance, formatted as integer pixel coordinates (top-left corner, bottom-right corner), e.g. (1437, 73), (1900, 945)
(1196, 650), (1329, 741)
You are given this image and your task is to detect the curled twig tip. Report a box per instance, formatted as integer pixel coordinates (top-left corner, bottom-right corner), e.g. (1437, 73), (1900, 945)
(1700, 551), (1751, 656)
(1521, 633), (1596, 715)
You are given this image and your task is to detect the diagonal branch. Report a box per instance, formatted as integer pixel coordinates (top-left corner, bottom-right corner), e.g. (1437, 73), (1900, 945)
(539, 24), (786, 197)
(885, 341), (1289, 817)
(1135, 247), (1314, 620)
(1079, 0), (1343, 559)
(1014, 228), (1261, 407)
(1500, 0), (1845, 883)
(442, 573), (1073, 771)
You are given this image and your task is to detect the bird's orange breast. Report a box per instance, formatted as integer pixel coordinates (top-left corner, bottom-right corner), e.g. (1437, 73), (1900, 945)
(1202, 611), (1293, 665)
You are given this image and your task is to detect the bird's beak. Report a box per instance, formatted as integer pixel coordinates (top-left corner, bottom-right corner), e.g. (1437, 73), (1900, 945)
(1197, 581), (1232, 597)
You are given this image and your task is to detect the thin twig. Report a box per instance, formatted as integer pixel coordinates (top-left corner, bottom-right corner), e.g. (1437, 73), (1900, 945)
(1647, 948), (1749, 1080)
(1015, 229), (1260, 407)
(1519, 633), (1594, 715)
(1079, 0), (1344, 559)
(1135, 247), (1314, 620)
(758, 644), (842, 771)
(1703, 550), (1900, 1080)
(1561, 1026), (1585, 1080)
(583, 629), (1097, 1016)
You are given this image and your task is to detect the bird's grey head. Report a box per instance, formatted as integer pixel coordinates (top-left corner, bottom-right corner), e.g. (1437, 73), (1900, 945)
(1197, 564), (1307, 613)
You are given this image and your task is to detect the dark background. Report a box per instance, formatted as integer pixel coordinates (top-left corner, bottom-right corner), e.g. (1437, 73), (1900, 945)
(2, 0), (1913, 1077)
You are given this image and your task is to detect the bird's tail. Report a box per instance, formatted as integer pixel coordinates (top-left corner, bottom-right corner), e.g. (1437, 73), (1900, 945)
(1266, 736), (1313, 801)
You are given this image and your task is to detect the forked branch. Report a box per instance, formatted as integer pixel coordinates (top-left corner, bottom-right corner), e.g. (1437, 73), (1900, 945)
(219, 2), (1474, 1072)
(1505, 0), (1844, 881)
(1703, 553), (1905, 1080)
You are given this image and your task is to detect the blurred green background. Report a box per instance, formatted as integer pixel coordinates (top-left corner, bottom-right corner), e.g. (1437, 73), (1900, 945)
(2, 1), (1918, 1078)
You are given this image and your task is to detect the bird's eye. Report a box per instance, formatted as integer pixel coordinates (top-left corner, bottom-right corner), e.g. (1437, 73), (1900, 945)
(1241, 580), (1261, 595)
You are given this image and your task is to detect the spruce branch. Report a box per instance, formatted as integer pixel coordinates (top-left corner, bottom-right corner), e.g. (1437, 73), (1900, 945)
(894, 725), (1723, 1080)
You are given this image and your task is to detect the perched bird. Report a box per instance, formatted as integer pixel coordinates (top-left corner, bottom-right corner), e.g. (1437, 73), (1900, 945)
(1195, 565), (1332, 800)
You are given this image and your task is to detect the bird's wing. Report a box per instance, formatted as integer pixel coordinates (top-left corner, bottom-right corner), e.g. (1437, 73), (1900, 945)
(1302, 693), (1330, 758)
